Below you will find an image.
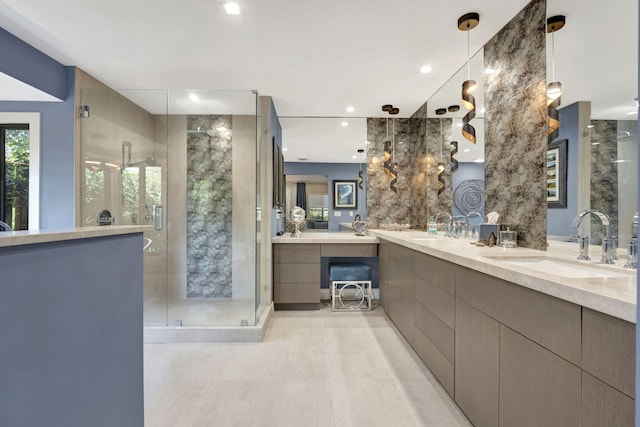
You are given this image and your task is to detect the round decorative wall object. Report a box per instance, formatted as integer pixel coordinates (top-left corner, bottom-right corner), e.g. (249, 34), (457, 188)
(453, 179), (485, 215)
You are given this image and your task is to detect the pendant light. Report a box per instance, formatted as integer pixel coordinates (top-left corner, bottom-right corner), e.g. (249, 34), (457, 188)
(357, 149), (365, 190)
(382, 117), (398, 194)
(458, 12), (480, 144)
(547, 15), (565, 143)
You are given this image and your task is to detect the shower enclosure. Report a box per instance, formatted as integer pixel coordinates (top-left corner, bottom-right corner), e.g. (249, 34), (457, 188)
(79, 88), (265, 328)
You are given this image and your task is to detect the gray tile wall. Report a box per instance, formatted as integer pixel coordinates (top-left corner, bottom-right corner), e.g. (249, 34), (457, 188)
(366, 118), (428, 229)
(187, 115), (233, 298)
(484, 0), (547, 250)
(590, 120), (619, 242)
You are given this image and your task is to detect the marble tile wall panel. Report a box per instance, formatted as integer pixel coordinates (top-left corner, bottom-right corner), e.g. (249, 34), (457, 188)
(590, 120), (618, 243)
(426, 118), (453, 220)
(484, 0), (547, 250)
(366, 118), (428, 229)
(187, 115), (233, 298)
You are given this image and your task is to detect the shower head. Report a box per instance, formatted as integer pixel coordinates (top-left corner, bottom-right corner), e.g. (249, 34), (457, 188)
(127, 157), (157, 167)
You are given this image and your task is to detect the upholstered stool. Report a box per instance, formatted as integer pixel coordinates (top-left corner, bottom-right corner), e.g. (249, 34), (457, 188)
(329, 262), (372, 311)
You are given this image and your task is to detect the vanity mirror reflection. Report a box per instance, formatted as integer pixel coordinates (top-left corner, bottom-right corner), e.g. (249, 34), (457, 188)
(546, 0), (638, 245)
(424, 49), (486, 231)
(280, 117), (368, 230)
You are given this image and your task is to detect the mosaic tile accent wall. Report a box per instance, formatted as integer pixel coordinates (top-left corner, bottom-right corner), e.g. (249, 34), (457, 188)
(426, 118), (453, 220)
(366, 118), (428, 229)
(590, 120), (618, 242)
(186, 115), (233, 298)
(484, 0), (547, 250)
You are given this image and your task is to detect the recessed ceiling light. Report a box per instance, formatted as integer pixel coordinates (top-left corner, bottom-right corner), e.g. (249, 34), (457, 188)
(479, 108), (486, 114)
(419, 65), (432, 74)
(346, 106), (355, 113)
(398, 141), (405, 144)
(188, 94), (199, 102)
(282, 148), (288, 152)
(463, 148), (470, 152)
(341, 121), (349, 127)
(587, 125), (595, 128)
(456, 123), (463, 127)
(352, 155), (357, 159)
(224, 2), (240, 15)
(474, 158), (484, 163)
(626, 111), (638, 115)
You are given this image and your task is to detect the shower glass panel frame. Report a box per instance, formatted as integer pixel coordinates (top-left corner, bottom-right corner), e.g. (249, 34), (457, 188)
(80, 88), (261, 328)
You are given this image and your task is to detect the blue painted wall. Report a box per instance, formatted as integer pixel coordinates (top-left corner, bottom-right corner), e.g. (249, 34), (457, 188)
(0, 27), (67, 100)
(284, 162), (366, 231)
(0, 27), (76, 229)
(547, 102), (580, 237)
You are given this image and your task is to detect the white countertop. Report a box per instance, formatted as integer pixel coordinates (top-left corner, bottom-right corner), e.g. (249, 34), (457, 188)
(369, 229), (637, 323)
(0, 226), (151, 248)
(272, 231), (378, 244)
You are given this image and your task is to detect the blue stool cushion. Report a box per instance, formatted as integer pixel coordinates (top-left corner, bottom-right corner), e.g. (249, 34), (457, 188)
(329, 263), (372, 281)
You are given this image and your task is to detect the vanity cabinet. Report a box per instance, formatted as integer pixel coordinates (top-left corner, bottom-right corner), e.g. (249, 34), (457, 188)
(377, 239), (635, 427)
(454, 299), (499, 427)
(273, 243), (321, 309)
(414, 252), (456, 397)
(384, 244), (415, 345)
(272, 242), (378, 310)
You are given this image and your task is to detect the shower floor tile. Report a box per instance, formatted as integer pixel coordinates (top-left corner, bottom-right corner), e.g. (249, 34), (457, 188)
(144, 297), (256, 326)
(144, 305), (471, 426)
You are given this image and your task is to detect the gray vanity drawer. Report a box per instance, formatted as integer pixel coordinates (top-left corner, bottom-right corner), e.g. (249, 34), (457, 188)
(273, 244), (320, 264)
(273, 263), (320, 283)
(455, 266), (581, 365)
(581, 372), (634, 427)
(274, 282), (320, 304)
(582, 308), (635, 398)
(413, 252), (455, 295)
(415, 275), (455, 329)
(414, 301), (454, 363)
(321, 243), (377, 257)
(414, 326), (454, 397)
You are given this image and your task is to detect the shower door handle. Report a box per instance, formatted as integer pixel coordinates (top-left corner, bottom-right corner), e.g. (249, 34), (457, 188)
(152, 205), (163, 231)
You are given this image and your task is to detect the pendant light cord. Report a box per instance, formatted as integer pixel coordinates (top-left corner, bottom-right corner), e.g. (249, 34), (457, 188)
(440, 119), (444, 161)
(551, 31), (556, 82)
(392, 119), (395, 162)
(467, 30), (471, 81)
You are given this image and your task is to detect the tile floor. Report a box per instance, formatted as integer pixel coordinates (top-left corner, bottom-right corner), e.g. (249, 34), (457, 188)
(144, 305), (471, 426)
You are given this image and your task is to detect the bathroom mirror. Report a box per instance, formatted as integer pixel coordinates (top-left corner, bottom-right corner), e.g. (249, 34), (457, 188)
(425, 48), (485, 229)
(546, 0), (638, 243)
(280, 117), (368, 224)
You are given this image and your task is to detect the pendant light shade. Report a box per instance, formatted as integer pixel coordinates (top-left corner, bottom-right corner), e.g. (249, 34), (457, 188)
(459, 12), (480, 144)
(547, 15), (565, 143)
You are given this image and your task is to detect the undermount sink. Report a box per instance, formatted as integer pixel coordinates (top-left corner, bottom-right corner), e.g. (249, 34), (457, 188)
(483, 255), (630, 279)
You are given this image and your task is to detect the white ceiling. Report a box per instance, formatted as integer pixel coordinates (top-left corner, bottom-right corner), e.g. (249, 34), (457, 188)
(0, 0), (530, 118)
(0, 71), (61, 102)
(0, 0), (636, 162)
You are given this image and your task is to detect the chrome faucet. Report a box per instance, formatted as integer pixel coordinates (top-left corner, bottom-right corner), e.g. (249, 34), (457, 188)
(571, 209), (615, 264)
(465, 211), (484, 238)
(434, 211), (453, 236)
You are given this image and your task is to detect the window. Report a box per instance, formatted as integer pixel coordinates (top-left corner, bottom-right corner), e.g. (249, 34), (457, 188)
(307, 194), (329, 221)
(1, 124), (29, 231)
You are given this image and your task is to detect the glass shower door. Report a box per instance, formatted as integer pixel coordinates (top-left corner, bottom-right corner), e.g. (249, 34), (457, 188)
(79, 88), (169, 327)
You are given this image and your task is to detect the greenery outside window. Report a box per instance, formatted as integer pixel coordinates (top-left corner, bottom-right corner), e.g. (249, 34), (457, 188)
(1, 125), (29, 231)
(307, 194), (329, 221)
